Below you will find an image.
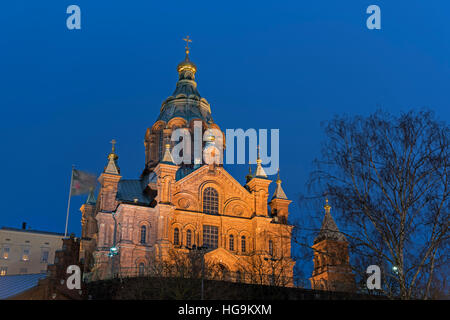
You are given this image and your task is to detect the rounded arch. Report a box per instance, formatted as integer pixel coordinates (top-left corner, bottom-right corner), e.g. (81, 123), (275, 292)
(238, 231), (252, 253)
(170, 223), (183, 246)
(202, 186), (219, 215)
(151, 120), (166, 134)
(223, 199), (251, 217)
(135, 257), (148, 276)
(136, 220), (151, 245)
(225, 227), (239, 252)
(181, 223), (197, 248)
(199, 181), (223, 214)
(174, 192), (198, 211)
(167, 117), (187, 129)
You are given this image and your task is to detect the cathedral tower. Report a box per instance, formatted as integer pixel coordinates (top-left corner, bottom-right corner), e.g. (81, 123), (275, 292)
(310, 199), (355, 292)
(143, 36), (224, 177)
(82, 38), (295, 285)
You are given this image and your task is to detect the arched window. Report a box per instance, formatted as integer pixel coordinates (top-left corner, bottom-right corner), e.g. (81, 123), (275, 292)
(203, 187), (219, 214)
(174, 228), (180, 246)
(229, 235), (234, 251)
(140, 226), (147, 244)
(186, 229), (192, 248)
(139, 263), (145, 276)
(268, 240), (273, 256)
(241, 236), (246, 253)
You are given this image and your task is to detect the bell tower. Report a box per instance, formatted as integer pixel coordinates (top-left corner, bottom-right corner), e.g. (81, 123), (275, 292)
(310, 199), (355, 292)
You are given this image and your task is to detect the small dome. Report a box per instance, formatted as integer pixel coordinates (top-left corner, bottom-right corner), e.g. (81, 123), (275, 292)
(156, 46), (213, 124)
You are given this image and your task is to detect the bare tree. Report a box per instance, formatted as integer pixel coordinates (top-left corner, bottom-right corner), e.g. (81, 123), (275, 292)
(308, 109), (449, 299)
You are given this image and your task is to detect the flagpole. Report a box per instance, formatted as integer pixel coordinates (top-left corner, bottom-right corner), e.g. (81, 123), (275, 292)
(64, 165), (75, 238)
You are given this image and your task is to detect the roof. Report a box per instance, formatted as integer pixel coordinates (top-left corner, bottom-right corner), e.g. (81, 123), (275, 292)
(0, 273), (47, 300)
(314, 211), (347, 244)
(116, 179), (153, 205)
(85, 188), (97, 205)
(157, 56), (213, 124)
(271, 181), (288, 200)
(176, 165), (202, 181)
(0, 227), (64, 237)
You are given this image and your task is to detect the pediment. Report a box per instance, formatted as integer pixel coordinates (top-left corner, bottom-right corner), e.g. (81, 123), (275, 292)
(204, 247), (239, 269)
(174, 166), (254, 217)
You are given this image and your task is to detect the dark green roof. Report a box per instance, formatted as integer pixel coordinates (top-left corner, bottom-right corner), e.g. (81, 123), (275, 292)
(116, 179), (153, 205)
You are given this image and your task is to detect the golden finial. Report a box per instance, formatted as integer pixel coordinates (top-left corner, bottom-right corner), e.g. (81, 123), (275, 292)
(108, 139), (118, 160)
(256, 145), (261, 164)
(183, 36), (192, 56)
(276, 168), (281, 184)
(324, 197), (331, 214)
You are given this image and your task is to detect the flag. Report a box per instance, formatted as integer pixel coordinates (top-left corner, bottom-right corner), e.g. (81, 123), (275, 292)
(71, 169), (97, 196)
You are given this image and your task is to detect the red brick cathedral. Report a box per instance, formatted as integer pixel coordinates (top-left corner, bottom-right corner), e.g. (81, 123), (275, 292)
(79, 43), (355, 291)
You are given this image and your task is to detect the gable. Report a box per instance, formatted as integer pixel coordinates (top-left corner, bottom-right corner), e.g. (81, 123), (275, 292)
(174, 166), (254, 217)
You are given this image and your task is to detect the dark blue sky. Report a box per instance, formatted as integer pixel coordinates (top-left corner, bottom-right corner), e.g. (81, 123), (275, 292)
(1, 0), (449, 244)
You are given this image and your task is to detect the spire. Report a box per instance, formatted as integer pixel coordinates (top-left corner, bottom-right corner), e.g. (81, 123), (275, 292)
(183, 36), (192, 58)
(161, 144), (175, 164)
(271, 169), (288, 200)
(245, 164), (253, 183)
(104, 139), (120, 174)
(177, 36), (197, 81)
(85, 187), (96, 205)
(158, 37), (213, 124)
(314, 198), (347, 244)
(254, 146), (268, 178)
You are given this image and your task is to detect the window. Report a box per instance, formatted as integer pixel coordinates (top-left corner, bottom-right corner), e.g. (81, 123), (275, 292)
(41, 250), (49, 263)
(268, 240), (273, 256)
(2, 247), (10, 259)
(203, 225), (218, 249)
(229, 235), (234, 251)
(0, 267), (7, 276)
(241, 236), (246, 253)
(140, 225), (147, 244)
(139, 263), (145, 276)
(174, 228), (180, 246)
(22, 248), (30, 261)
(186, 229), (192, 248)
(203, 187), (219, 214)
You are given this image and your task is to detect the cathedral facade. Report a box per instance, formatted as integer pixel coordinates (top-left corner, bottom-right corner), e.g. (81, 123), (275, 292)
(79, 45), (295, 286)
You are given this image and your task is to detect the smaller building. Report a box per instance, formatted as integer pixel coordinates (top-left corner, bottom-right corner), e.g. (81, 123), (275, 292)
(310, 200), (355, 292)
(0, 224), (64, 276)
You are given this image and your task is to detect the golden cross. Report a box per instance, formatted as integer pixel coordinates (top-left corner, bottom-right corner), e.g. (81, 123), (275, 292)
(110, 139), (116, 153)
(183, 36), (192, 54)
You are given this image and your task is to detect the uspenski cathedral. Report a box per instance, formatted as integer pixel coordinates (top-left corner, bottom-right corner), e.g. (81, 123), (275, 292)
(79, 39), (355, 291)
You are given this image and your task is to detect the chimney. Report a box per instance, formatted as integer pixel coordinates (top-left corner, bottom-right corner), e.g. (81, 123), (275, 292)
(22, 222), (27, 230)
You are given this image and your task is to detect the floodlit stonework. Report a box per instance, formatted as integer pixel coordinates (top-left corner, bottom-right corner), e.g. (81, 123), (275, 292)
(79, 45), (355, 291)
(80, 47), (295, 286)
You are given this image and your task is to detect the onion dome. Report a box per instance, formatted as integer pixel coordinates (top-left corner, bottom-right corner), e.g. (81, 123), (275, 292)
(157, 36), (213, 124)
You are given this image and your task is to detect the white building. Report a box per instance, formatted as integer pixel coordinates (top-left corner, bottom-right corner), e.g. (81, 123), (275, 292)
(0, 224), (64, 276)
